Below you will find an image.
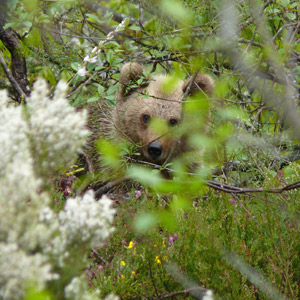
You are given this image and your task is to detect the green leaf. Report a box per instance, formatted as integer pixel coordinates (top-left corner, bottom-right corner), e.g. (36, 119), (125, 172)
(25, 287), (53, 300)
(158, 211), (176, 231)
(129, 25), (141, 31)
(106, 85), (117, 95)
(160, 0), (192, 26)
(150, 118), (168, 136)
(129, 166), (163, 186)
(134, 213), (158, 233)
(87, 63), (96, 72)
(96, 139), (122, 168)
(71, 62), (79, 71)
(38, 14), (51, 24)
(104, 95), (115, 101)
(286, 12), (296, 20)
(23, 21), (33, 28)
(87, 97), (99, 103)
(7, 0), (18, 10)
(95, 66), (104, 71)
(170, 196), (192, 210)
(124, 18), (130, 27)
(3, 22), (16, 30)
(106, 41), (121, 48)
(189, 134), (214, 149)
(23, 0), (39, 11)
(98, 85), (105, 94)
(86, 13), (104, 24)
(36, 66), (56, 85)
(106, 51), (115, 65)
(280, 0), (290, 7)
(60, 70), (72, 81)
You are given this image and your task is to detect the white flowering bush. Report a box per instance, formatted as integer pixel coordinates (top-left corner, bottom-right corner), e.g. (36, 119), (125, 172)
(0, 80), (117, 300)
(27, 80), (88, 180)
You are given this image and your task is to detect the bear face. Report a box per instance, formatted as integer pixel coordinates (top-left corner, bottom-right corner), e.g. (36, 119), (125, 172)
(110, 62), (214, 165)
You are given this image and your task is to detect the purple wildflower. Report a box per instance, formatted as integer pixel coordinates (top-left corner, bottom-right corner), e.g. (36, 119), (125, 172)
(97, 265), (103, 271)
(229, 198), (236, 204)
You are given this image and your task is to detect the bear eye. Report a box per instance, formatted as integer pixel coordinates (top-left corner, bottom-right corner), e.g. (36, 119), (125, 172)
(142, 114), (150, 124)
(169, 119), (178, 126)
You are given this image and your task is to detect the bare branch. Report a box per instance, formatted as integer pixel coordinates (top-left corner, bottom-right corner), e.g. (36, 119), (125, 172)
(94, 176), (130, 198)
(159, 287), (214, 300)
(0, 52), (26, 102)
(205, 179), (300, 195)
(0, 0), (30, 101)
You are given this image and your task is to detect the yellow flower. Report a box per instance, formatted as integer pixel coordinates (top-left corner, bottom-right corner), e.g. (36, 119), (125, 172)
(155, 256), (161, 264)
(126, 241), (134, 249)
(120, 260), (126, 266)
(131, 271), (136, 276)
(121, 274), (125, 279)
(163, 256), (168, 262)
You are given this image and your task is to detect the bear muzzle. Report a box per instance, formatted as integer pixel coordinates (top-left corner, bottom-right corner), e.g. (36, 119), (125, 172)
(147, 141), (163, 161)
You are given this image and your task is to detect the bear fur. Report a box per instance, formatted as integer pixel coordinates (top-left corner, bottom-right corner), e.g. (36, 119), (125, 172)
(87, 62), (214, 172)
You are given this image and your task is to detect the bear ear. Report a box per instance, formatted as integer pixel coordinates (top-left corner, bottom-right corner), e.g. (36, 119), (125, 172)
(182, 73), (214, 98)
(119, 62), (148, 97)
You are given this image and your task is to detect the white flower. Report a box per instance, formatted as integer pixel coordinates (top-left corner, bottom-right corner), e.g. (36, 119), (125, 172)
(0, 80), (115, 299)
(105, 294), (120, 300)
(0, 243), (56, 300)
(84, 55), (97, 63)
(27, 79), (89, 179)
(58, 191), (115, 249)
(203, 290), (214, 300)
(78, 67), (87, 76)
(65, 276), (101, 300)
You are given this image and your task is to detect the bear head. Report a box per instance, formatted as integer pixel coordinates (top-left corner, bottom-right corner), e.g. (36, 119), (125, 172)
(111, 62), (214, 165)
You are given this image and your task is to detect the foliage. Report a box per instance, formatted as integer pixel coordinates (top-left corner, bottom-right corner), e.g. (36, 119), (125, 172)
(0, 0), (300, 299)
(90, 186), (300, 299)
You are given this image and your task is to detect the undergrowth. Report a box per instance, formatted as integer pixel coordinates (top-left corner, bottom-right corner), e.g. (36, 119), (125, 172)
(87, 183), (300, 299)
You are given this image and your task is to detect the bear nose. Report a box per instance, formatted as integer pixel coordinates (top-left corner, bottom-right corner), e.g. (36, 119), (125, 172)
(148, 141), (162, 160)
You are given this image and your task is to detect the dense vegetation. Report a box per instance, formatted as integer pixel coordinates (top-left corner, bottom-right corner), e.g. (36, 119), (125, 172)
(0, 0), (299, 299)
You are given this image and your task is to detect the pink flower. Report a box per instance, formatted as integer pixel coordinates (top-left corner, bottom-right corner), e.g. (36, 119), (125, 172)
(97, 265), (103, 271)
(228, 198), (236, 204)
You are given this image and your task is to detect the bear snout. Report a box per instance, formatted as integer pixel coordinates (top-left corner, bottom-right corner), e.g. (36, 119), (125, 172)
(147, 141), (163, 161)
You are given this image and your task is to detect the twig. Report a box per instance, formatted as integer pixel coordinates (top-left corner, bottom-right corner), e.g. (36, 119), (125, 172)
(91, 249), (107, 264)
(183, 72), (198, 99)
(232, 194), (262, 228)
(67, 75), (94, 98)
(0, 27), (30, 100)
(125, 157), (300, 195)
(80, 151), (94, 173)
(159, 287), (211, 299)
(92, 164), (300, 196)
(148, 260), (160, 298)
(69, 18), (126, 84)
(0, 51), (26, 102)
(205, 179), (300, 194)
(94, 175), (130, 198)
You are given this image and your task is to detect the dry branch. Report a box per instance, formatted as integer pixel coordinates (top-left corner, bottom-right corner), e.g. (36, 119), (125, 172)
(0, 0), (30, 101)
(0, 52), (26, 101)
(159, 287), (212, 300)
(94, 176), (130, 198)
(205, 179), (300, 195)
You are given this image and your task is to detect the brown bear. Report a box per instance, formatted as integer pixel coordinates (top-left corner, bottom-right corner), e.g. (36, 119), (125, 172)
(87, 62), (214, 172)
